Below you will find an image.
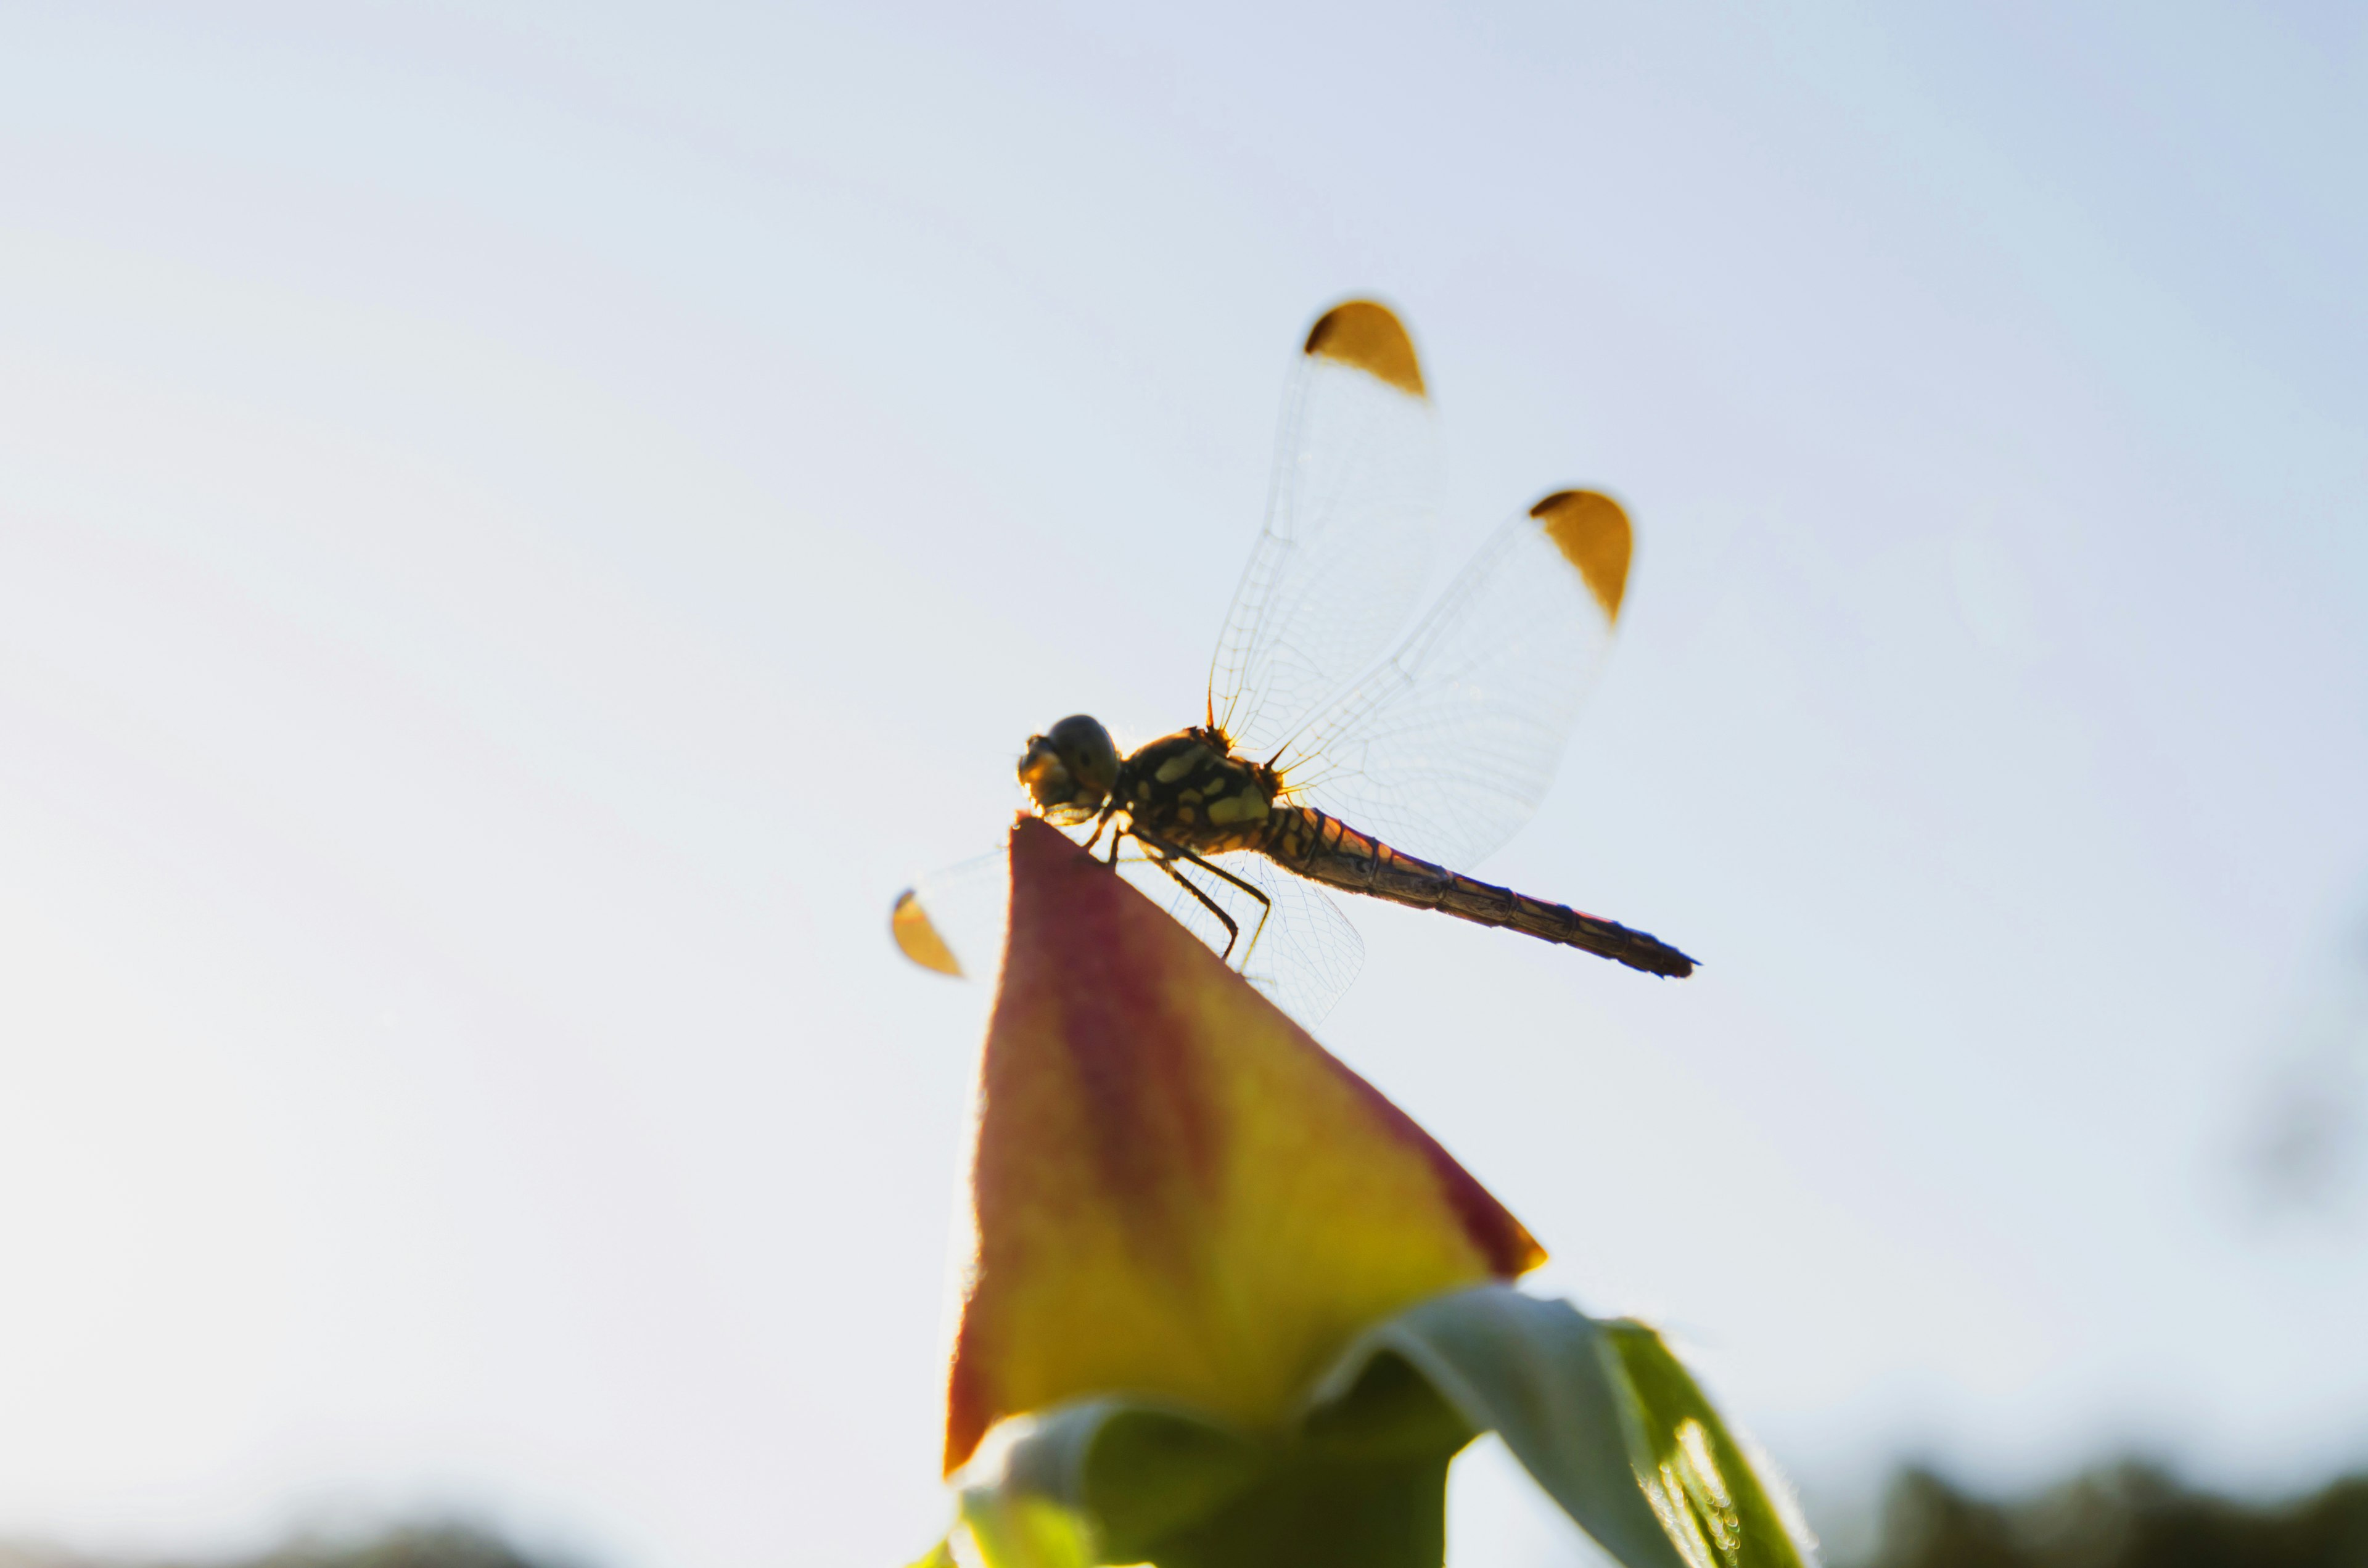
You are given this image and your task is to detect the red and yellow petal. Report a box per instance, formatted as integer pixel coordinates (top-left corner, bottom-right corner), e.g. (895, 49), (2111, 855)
(945, 817), (1543, 1472)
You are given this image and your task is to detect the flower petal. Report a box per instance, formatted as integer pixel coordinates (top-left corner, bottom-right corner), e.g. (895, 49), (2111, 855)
(945, 818), (1542, 1472)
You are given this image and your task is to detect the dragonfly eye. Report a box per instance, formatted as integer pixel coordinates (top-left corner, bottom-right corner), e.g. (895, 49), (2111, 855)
(1018, 714), (1119, 824)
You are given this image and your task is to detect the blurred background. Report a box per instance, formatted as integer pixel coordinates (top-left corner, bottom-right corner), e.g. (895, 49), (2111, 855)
(1, 3), (2362, 1565)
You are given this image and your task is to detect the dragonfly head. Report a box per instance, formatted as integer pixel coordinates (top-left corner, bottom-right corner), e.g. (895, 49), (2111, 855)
(1018, 715), (1119, 825)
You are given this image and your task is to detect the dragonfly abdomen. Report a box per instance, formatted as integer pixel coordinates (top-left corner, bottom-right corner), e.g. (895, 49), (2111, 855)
(1263, 807), (1696, 979)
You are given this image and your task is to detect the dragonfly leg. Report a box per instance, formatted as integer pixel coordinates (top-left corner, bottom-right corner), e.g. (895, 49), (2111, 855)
(1148, 853), (1241, 960)
(1133, 831), (1276, 967)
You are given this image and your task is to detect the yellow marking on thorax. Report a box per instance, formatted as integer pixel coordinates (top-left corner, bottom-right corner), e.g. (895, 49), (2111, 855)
(1204, 789), (1268, 827)
(1153, 746), (1214, 784)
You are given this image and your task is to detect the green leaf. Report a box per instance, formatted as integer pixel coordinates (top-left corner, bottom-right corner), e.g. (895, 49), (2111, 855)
(1312, 1286), (1687, 1568)
(954, 1487), (1098, 1568)
(1313, 1286), (1809, 1568)
(1148, 1351), (1472, 1568)
(1141, 1442), (1455, 1568)
(977, 1363), (1472, 1568)
(942, 1291), (1807, 1568)
(1000, 1398), (1265, 1559)
(1598, 1320), (1811, 1568)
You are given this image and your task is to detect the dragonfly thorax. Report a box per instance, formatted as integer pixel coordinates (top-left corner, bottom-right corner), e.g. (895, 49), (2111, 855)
(1020, 717), (1280, 852)
(1117, 728), (1279, 854)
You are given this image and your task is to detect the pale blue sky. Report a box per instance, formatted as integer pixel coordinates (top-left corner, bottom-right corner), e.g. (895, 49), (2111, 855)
(1, 5), (2362, 1566)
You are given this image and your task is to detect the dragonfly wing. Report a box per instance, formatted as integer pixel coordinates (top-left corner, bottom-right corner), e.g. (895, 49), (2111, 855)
(1272, 489), (1634, 872)
(1208, 302), (1442, 761)
(892, 849), (1011, 983)
(1116, 849), (1365, 1030)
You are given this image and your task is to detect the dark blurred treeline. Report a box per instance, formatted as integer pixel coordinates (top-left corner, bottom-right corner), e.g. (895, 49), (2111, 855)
(226, 1530), (548, 1568)
(7, 1466), (2368, 1568)
(1854, 1464), (2368, 1568)
(0, 1527), (550, 1568)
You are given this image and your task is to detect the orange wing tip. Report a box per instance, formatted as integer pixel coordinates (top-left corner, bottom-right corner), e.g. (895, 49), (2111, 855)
(1531, 488), (1632, 622)
(892, 889), (963, 976)
(1304, 300), (1426, 398)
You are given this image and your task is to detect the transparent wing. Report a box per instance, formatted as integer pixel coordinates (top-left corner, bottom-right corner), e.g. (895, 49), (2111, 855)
(892, 839), (1365, 1030)
(1207, 302), (1442, 761)
(1116, 848), (1365, 1030)
(1270, 490), (1635, 873)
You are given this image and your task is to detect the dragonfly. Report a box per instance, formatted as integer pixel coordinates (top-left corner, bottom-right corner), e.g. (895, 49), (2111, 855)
(892, 300), (1693, 1025)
